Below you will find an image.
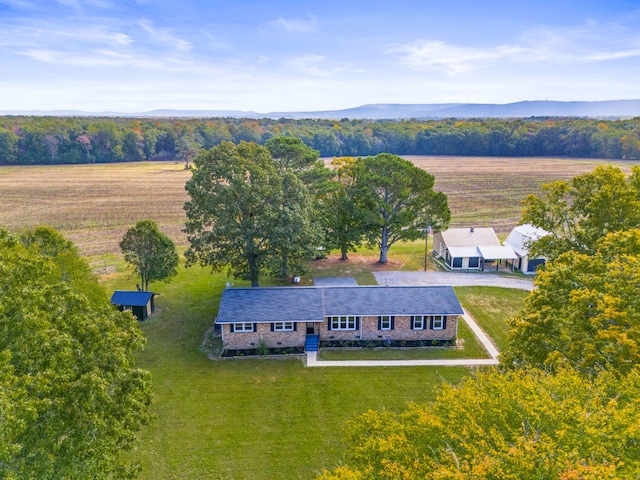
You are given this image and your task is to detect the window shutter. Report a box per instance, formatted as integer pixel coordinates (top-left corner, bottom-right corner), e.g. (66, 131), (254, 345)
(253, 323), (257, 332)
(391, 316), (395, 330)
(293, 322), (297, 331)
(377, 317), (382, 330)
(355, 317), (360, 330)
(430, 316), (434, 330)
(443, 317), (447, 329)
(410, 316), (414, 330)
(230, 324), (235, 333)
(270, 323), (275, 332)
(327, 318), (332, 331)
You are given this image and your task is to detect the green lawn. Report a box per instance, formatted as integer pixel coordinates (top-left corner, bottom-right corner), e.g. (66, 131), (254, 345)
(455, 286), (530, 351)
(101, 255), (530, 479)
(105, 260), (471, 479)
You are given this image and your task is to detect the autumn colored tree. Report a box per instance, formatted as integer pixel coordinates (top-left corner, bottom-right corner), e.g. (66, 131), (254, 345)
(0, 228), (152, 479)
(502, 229), (640, 376)
(319, 367), (640, 479)
(522, 165), (640, 260)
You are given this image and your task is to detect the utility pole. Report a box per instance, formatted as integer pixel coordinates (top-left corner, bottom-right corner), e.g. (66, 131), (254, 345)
(424, 224), (432, 271)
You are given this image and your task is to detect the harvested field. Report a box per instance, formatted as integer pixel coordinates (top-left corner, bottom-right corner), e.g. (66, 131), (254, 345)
(2, 156), (638, 255)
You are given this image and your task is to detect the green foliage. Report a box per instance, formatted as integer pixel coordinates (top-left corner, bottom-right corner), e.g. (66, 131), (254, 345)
(3, 116), (640, 165)
(0, 229), (152, 479)
(354, 153), (450, 263)
(320, 367), (640, 479)
(522, 165), (640, 260)
(120, 220), (179, 291)
(503, 229), (640, 375)
(185, 141), (319, 285)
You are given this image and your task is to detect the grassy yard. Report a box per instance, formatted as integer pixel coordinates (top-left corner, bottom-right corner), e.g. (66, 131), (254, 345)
(104, 259), (471, 479)
(455, 286), (530, 351)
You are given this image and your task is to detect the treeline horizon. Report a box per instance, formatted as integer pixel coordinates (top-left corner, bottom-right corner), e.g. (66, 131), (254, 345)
(1, 115), (640, 165)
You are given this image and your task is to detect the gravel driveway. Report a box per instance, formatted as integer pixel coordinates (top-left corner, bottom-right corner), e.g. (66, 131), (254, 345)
(373, 271), (534, 291)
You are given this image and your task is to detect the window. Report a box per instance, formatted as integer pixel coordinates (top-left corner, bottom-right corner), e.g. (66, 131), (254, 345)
(468, 257), (479, 268)
(431, 316), (444, 330)
(233, 323), (254, 332)
(412, 316), (425, 330)
(378, 316), (393, 330)
(273, 322), (294, 331)
(329, 316), (358, 330)
(452, 257), (463, 268)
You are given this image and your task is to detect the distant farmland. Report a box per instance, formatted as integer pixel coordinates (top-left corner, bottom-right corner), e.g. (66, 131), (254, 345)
(1, 156), (638, 256)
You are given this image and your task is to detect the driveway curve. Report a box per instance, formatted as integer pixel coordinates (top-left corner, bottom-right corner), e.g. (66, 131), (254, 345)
(373, 271), (534, 291)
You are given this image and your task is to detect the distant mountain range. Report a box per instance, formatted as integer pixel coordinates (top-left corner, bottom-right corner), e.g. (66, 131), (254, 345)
(3, 100), (640, 120)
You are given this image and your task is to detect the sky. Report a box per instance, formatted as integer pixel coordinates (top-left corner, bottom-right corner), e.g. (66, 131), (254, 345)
(1, 0), (640, 113)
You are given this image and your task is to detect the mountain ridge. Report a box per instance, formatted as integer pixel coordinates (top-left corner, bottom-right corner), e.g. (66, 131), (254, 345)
(2, 100), (640, 119)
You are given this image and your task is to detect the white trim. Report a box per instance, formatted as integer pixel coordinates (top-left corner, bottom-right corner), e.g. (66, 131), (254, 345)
(329, 316), (358, 330)
(273, 321), (294, 331)
(431, 315), (444, 330)
(234, 323), (254, 332)
(412, 316), (425, 330)
(380, 315), (392, 330)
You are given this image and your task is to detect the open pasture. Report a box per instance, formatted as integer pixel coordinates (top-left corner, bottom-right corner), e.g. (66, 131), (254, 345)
(2, 156), (638, 256)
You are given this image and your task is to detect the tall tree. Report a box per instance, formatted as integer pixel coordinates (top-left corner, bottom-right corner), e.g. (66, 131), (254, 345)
(176, 132), (202, 170)
(320, 157), (369, 260)
(502, 229), (640, 376)
(184, 141), (312, 286)
(354, 153), (450, 263)
(319, 367), (640, 479)
(0, 228), (152, 479)
(265, 136), (325, 277)
(120, 220), (179, 291)
(522, 165), (640, 260)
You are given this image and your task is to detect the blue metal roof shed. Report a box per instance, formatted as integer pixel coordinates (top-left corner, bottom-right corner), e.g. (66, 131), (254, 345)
(111, 290), (157, 321)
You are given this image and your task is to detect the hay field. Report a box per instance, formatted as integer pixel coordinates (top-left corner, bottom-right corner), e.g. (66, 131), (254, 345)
(1, 156), (638, 256)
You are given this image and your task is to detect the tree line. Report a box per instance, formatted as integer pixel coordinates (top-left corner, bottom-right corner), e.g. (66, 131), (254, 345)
(2, 115), (640, 165)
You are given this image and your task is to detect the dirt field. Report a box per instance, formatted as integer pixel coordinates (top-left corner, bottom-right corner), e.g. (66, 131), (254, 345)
(1, 156), (637, 256)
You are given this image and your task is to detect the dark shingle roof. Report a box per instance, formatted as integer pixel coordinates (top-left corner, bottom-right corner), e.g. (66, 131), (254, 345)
(216, 286), (463, 324)
(111, 290), (155, 307)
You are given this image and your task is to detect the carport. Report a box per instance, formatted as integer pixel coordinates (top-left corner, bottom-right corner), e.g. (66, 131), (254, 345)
(477, 245), (518, 271)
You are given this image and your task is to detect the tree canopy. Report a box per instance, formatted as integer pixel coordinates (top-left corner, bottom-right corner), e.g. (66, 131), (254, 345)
(319, 367), (640, 480)
(184, 141), (318, 286)
(120, 219), (179, 291)
(522, 165), (640, 260)
(353, 153), (450, 263)
(502, 229), (640, 376)
(0, 228), (152, 479)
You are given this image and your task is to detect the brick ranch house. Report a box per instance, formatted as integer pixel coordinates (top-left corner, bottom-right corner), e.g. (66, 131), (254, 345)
(215, 285), (464, 353)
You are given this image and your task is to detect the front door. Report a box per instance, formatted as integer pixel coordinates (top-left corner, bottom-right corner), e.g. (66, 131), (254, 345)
(306, 323), (315, 335)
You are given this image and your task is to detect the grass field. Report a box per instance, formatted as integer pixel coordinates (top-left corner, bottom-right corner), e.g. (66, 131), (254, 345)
(2, 156), (638, 256)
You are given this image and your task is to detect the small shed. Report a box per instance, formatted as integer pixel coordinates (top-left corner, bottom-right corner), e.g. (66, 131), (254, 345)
(503, 224), (550, 273)
(110, 290), (157, 321)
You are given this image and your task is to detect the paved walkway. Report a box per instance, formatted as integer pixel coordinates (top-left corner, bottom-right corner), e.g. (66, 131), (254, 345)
(373, 271), (534, 291)
(305, 309), (500, 367)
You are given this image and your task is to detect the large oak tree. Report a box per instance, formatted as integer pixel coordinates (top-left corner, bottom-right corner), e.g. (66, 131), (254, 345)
(184, 141), (318, 286)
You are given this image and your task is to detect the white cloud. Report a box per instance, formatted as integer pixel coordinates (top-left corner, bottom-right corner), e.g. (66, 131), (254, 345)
(138, 20), (192, 52)
(268, 16), (318, 33)
(287, 54), (347, 77)
(389, 20), (640, 74)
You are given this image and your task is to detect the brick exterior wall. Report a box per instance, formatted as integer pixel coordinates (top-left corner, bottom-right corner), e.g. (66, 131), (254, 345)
(222, 323), (306, 350)
(221, 316), (457, 350)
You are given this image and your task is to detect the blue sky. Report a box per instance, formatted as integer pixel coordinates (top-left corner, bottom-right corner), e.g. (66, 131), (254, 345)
(1, 0), (639, 112)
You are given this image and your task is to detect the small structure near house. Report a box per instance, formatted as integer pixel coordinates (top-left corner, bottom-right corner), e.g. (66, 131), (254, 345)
(110, 290), (157, 321)
(215, 285), (463, 354)
(503, 224), (550, 274)
(432, 227), (517, 271)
